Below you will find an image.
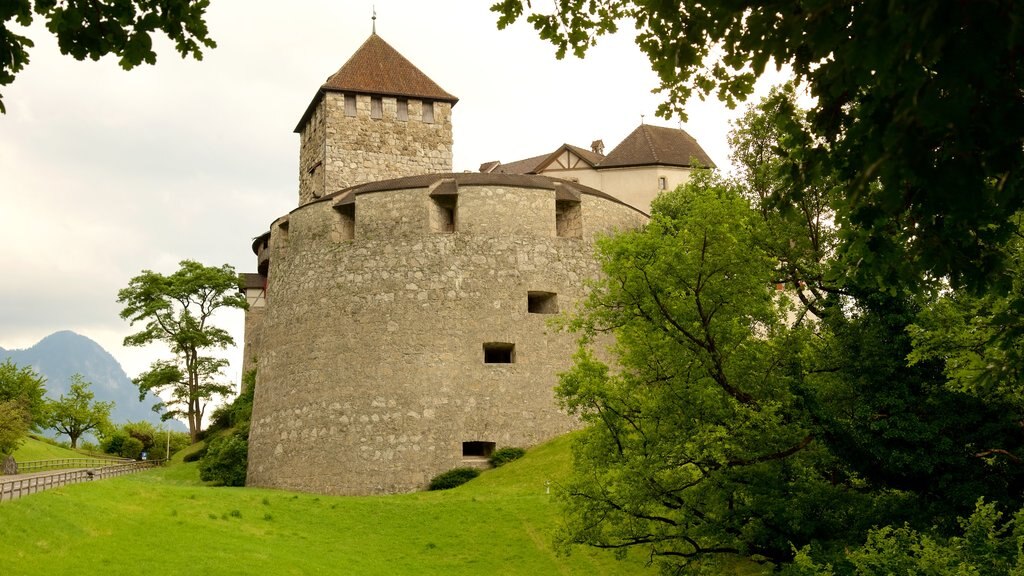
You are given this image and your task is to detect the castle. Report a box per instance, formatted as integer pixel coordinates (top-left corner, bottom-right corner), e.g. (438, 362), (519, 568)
(243, 33), (714, 495)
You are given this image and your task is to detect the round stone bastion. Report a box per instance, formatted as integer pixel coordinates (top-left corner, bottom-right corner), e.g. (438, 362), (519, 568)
(246, 172), (648, 495)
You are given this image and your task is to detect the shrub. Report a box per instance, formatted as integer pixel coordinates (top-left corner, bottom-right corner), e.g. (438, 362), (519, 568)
(121, 437), (144, 460)
(428, 467), (480, 491)
(182, 444), (208, 462)
(489, 447), (526, 467)
(198, 433), (248, 486)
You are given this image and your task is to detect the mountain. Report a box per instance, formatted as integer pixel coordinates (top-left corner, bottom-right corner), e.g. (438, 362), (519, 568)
(0, 331), (186, 431)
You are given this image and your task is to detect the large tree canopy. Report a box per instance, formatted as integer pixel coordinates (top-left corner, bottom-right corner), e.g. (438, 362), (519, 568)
(493, 0), (1024, 291)
(550, 86), (1024, 574)
(118, 260), (247, 443)
(0, 0), (215, 113)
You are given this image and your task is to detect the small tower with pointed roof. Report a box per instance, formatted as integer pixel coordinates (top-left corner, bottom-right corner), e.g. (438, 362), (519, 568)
(294, 33), (458, 205)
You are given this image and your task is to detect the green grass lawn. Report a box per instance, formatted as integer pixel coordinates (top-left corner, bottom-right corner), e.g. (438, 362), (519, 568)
(11, 436), (87, 462)
(0, 434), (657, 575)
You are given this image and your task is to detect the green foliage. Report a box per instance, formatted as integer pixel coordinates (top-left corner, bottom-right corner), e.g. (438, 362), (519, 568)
(101, 421), (188, 460)
(489, 447), (526, 468)
(182, 443), (208, 463)
(198, 433), (248, 486)
(0, 398), (31, 456)
(209, 368), (256, 435)
(120, 436), (144, 460)
(44, 375), (113, 448)
(118, 260), (248, 442)
(0, 359), (47, 427)
(0, 0), (216, 113)
(493, 0), (1024, 291)
(553, 177), (854, 572)
(428, 467), (480, 491)
(789, 500), (1024, 575)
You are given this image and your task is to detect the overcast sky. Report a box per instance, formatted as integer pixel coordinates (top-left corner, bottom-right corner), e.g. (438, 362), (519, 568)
(0, 1), (787, 393)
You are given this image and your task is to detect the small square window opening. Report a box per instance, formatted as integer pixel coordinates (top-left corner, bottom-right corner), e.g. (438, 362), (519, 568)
(527, 291), (558, 314)
(483, 342), (515, 364)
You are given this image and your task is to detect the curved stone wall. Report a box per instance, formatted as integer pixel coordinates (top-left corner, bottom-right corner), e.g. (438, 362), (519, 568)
(246, 174), (646, 495)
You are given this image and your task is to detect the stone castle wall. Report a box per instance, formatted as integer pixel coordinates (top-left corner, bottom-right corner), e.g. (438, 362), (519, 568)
(246, 178), (646, 495)
(297, 94), (453, 206)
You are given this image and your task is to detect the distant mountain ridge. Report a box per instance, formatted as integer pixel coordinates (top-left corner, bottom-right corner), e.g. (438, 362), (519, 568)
(0, 331), (186, 431)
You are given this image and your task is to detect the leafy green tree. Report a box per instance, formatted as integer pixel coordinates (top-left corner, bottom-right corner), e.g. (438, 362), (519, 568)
(45, 374), (113, 449)
(493, 0), (1024, 291)
(118, 260), (248, 443)
(0, 398), (31, 456)
(789, 500), (1024, 576)
(553, 176), (852, 572)
(0, 359), (47, 427)
(0, 0), (216, 113)
(548, 87), (1024, 572)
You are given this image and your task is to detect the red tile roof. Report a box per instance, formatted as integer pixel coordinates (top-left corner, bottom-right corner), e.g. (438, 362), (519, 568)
(322, 34), (458, 103)
(295, 34), (457, 132)
(598, 124), (715, 169)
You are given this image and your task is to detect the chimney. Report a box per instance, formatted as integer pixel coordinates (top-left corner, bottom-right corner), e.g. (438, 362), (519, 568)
(591, 139), (604, 155)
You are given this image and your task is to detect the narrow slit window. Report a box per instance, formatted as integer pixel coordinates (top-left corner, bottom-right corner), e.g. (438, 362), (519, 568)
(397, 99), (408, 121)
(344, 94), (357, 117)
(527, 292), (558, 314)
(483, 342), (515, 364)
(462, 441), (495, 458)
(371, 97), (382, 119)
(422, 101), (434, 123)
(658, 176), (667, 190)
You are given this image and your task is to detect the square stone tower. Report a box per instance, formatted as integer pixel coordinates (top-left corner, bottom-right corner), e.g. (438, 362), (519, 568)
(293, 33), (458, 205)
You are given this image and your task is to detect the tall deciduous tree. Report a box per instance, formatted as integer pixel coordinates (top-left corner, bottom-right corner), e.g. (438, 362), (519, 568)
(0, 359), (47, 427)
(493, 0), (1024, 291)
(0, 360), (47, 455)
(0, 0), (216, 112)
(45, 375), (113, 449)
(118, 260), (247, 443)
(555, 175), (842, 572)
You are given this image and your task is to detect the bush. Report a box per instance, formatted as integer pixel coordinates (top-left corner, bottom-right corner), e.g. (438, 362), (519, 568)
(489, 447), (526, 467)
(428, 467), (480, 491)
(182, 444), (208, 462)
(121, 437), (144, 460)
(198, 433), (248, 486)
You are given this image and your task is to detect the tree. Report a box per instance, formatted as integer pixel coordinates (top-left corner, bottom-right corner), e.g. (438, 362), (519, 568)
(0, 359), (47, 427)
(0, 398), (31, 456)
(0, 0), (215, 113)
(118, 260), (247, 443)
(493, 1), (1024, 291)
(45, 374), (113, 449)
(553, 176), (852, 572)
(548, 87), (1024, 572)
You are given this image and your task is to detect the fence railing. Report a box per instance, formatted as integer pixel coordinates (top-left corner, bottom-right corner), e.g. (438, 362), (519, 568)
(12, 457), (135, 475)
(0, 462), (158, 502)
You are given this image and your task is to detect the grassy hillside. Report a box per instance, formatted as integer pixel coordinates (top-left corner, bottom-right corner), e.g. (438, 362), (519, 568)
(0, 434), (657, 575)
(11, 436), (86, 461)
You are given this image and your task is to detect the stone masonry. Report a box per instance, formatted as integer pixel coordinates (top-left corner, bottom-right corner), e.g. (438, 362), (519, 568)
(243, 33), (655, 496)
(246, 175), (646, 495)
